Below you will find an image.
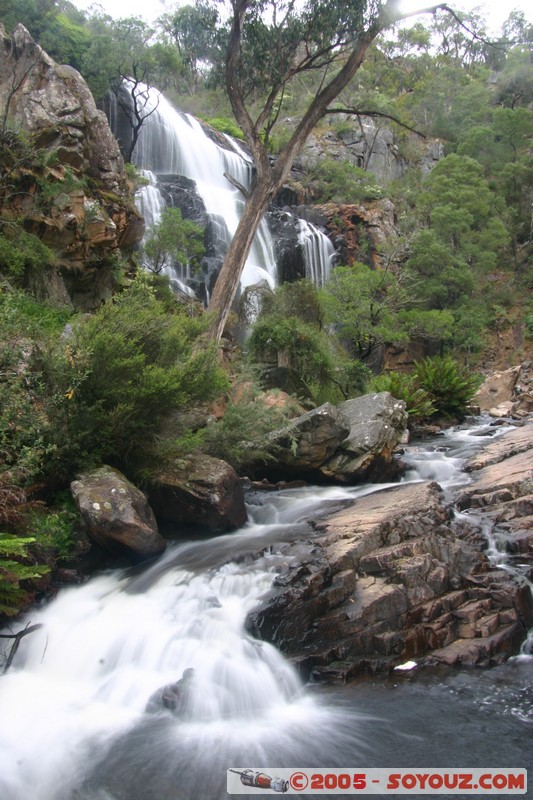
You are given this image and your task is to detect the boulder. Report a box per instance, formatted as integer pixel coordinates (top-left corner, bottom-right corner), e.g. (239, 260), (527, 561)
(473, 366), (521, 411)
(70, 466), (166, 561)
(320, 392), (408, 482)
(148, 453), (247, 532)
(269, 402), (350, 474)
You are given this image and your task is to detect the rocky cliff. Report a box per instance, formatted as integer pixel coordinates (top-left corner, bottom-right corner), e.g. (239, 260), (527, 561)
(0, 24), (144, 308)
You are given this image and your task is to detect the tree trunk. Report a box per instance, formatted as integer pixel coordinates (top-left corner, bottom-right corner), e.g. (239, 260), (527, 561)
(206, 176), (276, 341)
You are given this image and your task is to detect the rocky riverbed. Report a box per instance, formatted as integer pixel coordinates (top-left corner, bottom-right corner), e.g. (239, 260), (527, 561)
(246, 420), (533, 680)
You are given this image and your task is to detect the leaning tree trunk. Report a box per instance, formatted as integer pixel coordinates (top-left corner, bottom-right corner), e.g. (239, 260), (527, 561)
(206, 177), (276, 342)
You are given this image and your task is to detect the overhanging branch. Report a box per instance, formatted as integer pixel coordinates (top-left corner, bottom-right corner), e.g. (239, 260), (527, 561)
(325, 107), (427, 138)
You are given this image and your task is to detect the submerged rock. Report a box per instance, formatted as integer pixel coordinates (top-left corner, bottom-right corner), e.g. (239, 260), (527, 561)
(145, 668), (195, 716)
(148, 453), (247, 532)
(70, 466), (166, 562)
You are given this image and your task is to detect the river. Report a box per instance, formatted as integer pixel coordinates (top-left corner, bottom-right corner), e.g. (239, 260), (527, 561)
(0, 418), (531, 799)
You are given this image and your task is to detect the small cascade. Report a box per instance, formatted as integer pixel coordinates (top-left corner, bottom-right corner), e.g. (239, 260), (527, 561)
(297, 218), (336, 286)
(135, 170), (195, 297)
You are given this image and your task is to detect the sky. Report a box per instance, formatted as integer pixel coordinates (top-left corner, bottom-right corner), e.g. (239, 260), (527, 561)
(74, 0), (533, 33)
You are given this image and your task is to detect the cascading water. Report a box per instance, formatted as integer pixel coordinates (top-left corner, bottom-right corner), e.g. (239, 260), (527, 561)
(117, 83), (278, 293)
(1, 420), (531, 800)
(297, 219), (336, 287)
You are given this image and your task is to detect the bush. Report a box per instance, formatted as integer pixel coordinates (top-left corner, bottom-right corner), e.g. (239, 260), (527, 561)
(307, 158), (383, 203)
(200, 386), (293, 472)
(413, 355), (481, 418)
(0, 533), (49, 617)
(370, 371), (436, 422)
(37, 274), (228, 479)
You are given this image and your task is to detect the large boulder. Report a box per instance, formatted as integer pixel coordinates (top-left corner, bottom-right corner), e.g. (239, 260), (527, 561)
(473, 366), (521, 412)
(269, 402), (350, 475)
(319, 392), (408, 482)
(148, 453), (247, 532)
(70, 466), (166, 562)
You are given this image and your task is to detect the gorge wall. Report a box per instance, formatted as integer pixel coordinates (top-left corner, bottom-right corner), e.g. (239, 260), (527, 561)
(0, 24), (143, 309)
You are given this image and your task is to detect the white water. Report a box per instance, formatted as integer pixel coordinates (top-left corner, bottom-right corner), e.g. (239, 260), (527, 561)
(1, 419), (531, 799)
(297, 219), (336, 287)
(125, 84), (278, 292)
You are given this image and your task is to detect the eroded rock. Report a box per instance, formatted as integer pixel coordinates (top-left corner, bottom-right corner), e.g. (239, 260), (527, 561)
(246, 476), (533, 680)
(70, 466), (166, 561)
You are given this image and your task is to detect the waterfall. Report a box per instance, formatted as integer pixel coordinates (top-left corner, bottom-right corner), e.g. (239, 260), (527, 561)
(116, 83), (278, 294)
(297, 219), (336, 286)
(108, 83), (334, 298)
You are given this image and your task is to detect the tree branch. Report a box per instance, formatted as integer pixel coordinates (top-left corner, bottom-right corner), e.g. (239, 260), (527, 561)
(1, 623), (43, 674)
(325, 107), (427, 138)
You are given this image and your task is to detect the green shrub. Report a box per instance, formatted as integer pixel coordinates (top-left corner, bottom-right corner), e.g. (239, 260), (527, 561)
(413, 355), (481, 418)
(37, 273), (228, 479)
(307, 158), (384, 203)
(206, 117), (244, 140)
(200, 387), (292, 472)
(370, 371), (436, 422)
(0, 533), (49, 617)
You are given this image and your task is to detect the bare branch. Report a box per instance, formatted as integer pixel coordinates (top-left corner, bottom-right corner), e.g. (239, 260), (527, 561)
(325, 107), (427, 138)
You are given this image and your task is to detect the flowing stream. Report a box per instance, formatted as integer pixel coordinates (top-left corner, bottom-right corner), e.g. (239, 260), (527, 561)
(0, 419), (531, 800)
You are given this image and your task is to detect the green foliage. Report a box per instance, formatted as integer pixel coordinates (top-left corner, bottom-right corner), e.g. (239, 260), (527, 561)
(0, 533), (49, 617)
(200, 386), (291, 472)
(247, 313), (334, 400)
(0, 229), (56, 284)
(308, 158), (383, 203)
(143, 207), (205, 275)
(37, 274), (228, 479)
(413, 355), (481, 418)
(322, 263), (411, 359)
(206, 117), (244, 139)
(24, 505), (78, 561)
(369, 371), (436, 422)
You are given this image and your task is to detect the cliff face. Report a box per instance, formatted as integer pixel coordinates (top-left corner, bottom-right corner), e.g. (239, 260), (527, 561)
(0, 24), (144, 309)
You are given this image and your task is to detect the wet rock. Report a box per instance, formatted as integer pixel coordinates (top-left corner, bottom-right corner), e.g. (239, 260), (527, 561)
(473, 366), (521, 411)
(70, 466), (166, 562)
(148, 453), (247, 532)
(145, 668), (195, 716)
(269, 402), (350, 474)
(320, 392), (408, 482)
(246, 477), (533, 681)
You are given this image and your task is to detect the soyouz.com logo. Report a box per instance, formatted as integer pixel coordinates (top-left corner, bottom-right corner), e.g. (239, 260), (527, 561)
(227, 768), (527, 794)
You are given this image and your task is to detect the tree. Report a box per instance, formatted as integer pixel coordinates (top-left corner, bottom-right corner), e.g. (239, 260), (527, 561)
(142, 207), (205, 275)
(205, 0), (460, 341)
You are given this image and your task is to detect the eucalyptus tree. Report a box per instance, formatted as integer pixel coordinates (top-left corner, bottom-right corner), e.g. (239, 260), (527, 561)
(205, 0), (463, 342)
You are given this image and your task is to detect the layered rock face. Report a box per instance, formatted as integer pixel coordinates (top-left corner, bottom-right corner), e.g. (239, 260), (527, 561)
(247, 423), (533, 680)
(0, 24), (143, 307)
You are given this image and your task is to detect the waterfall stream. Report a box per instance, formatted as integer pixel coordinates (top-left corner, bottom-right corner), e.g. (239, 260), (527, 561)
(114, 84), (334, 296)
(1, 419), (531, 800)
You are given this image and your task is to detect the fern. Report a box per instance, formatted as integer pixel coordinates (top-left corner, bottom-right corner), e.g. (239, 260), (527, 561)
(413, 356), (481, 418)
(0, 534), (49, 617)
